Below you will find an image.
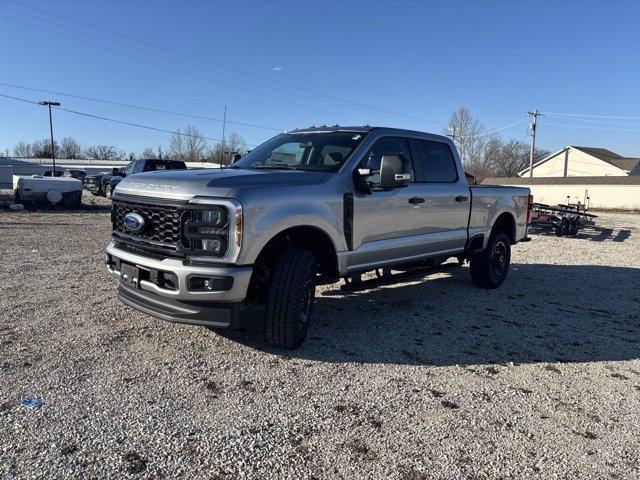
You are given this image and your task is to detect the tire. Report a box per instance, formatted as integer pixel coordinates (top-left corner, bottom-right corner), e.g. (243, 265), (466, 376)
(265, 248), (317, 349)
(62, 190), (82, 208)
(570, 218), (580, 236)
(470, 232), (511, 289)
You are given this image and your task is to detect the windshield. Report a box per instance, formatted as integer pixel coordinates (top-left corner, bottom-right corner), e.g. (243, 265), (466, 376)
(233, 131), (367, 172)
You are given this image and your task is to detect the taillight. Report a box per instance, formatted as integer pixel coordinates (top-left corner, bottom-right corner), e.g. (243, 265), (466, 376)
(526, 194), (534, 224)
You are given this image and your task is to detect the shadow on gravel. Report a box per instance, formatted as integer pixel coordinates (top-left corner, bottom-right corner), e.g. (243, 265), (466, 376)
(529, 226), (632, 243)
(222, 263), (640, 366)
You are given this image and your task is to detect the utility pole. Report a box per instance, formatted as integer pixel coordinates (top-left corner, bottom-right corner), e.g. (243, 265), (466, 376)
(38, 100), (61, 174)
(527, 108), (543, 178)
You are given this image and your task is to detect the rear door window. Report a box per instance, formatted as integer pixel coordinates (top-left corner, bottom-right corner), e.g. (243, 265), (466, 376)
(409, 139), (458, 182)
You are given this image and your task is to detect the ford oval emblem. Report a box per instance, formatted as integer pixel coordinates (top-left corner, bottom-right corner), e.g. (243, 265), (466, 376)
(123, 212), (145, 234)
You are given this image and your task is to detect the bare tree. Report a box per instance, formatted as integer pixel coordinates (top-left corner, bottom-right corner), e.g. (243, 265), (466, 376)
(142, 145), (165, 159)
(486, 140), (551, 178)
(227, 132), (247, 157)
(488, 139), (528, 177)
(85, 145), (126, 160)
(31, 139), (60, 158)
(169, 131), (184, 160)
(58, 137), (84, 159)
(169, 126), (208, 162)
(13, 141), (33, 158)
(206, 132), (247, 165)
(445, 107), (488, 169)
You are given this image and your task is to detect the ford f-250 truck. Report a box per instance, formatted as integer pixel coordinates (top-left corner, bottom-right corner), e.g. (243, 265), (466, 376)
(106, 126), (532, 349)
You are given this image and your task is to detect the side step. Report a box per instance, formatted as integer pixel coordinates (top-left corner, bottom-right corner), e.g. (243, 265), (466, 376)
(340, 262), (462, 292)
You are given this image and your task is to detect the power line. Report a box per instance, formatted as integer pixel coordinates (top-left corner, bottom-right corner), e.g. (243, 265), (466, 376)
(544, 111), (640, 121)
(0, 82), (283, 131)
(3, 2), (446, 127)
(0, 92), (260, 146)
(0, 13), (371, 125)
(449, 119), (527, 142)
(542, 122), (640, 133)
(0, 92), (38, 105)
(544, 114), (640, 128)
(471, 119), (527, 139)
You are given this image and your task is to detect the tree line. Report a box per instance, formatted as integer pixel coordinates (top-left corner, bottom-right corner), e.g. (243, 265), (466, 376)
(445, 107), (550, 180)
(7, 126), (247, 164)
(5, 109), (548, 177)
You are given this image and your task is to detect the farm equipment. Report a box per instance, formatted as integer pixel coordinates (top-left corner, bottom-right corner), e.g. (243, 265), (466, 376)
(530, 195), (597, 237)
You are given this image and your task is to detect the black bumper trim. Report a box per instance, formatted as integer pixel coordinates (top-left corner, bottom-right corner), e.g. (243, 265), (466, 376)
(117, 283), (241, 328)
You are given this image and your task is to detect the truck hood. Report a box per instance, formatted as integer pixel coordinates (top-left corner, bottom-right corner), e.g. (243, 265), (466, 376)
(113, 167), (328, 201)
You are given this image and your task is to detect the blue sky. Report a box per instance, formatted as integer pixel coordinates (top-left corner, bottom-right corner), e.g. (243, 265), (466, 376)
(1, 0), (639, 156)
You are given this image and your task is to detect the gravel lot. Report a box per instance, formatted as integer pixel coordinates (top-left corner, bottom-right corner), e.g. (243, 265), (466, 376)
(1, 192), (639, 479)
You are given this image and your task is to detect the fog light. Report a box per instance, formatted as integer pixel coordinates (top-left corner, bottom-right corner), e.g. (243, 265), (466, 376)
(188, 276), (233, 292)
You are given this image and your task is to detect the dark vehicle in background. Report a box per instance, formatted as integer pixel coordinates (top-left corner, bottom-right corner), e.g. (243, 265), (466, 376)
(103, 159), (187, 198)
(84, 171), (110, 196)
(43, 170), (64, 177)
(64, 169), (87, 182)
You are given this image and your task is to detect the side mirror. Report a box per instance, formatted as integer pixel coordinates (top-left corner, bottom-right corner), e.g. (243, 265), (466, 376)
(379, 154), (410, 189)
(232, 153), (242, 163)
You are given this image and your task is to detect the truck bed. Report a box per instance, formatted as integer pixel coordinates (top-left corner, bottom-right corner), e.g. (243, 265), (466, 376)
(469, 184), (531, 243)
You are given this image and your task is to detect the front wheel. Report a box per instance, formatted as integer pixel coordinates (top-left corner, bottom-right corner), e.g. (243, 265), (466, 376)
(470, 232), (511, 289)
(264, 248), (317, 349)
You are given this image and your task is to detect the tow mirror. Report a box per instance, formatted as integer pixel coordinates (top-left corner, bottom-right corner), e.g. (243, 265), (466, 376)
(379, 154), (410, 189)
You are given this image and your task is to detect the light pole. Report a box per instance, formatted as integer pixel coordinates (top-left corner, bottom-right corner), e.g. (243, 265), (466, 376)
(38, 101), (61, 174)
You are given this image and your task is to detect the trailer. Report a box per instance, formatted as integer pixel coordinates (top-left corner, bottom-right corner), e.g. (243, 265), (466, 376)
(530, 201), (597, 236)
(13, 175), (83, 207)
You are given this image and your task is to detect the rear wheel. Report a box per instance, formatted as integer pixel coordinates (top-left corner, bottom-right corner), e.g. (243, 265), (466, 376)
(470, 232), (511, 289)
(62, 190), (82, 208)
(265, 248), (317, 349)
(569, 218), (580, 235)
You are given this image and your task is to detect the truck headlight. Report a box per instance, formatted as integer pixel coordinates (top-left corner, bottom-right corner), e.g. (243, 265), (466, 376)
(194, 209), (226, 226)
(185, 198), (242, 262)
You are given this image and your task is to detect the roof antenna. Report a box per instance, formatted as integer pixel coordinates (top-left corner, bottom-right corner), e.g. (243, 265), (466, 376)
(220, 105), (227, 171)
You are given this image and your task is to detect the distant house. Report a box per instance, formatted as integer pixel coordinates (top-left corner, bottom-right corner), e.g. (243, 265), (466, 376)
(518, 146), (640, 177)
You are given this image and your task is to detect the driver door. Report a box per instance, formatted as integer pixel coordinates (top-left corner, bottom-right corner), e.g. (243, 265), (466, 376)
(348, 136), (433, 271)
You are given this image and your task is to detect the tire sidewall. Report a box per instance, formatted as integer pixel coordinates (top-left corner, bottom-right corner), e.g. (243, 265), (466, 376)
(290, 258), (317, 346)
(265, 248), (317, 349)
(486, 233), (511, 287)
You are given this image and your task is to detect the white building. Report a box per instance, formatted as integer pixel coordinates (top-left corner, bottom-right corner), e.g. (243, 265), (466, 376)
(518, 146), (640, 178)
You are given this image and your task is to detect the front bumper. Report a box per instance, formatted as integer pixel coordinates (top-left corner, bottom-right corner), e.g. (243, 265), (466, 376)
(106, 242), (252, 327)
(85, 182), (101, 193)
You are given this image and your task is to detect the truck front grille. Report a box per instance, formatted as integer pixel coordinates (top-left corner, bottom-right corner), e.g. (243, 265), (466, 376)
(112, 199), (188, 254)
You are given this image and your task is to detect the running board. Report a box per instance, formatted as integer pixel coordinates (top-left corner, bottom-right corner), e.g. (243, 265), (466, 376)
(340, 262), (461, 292)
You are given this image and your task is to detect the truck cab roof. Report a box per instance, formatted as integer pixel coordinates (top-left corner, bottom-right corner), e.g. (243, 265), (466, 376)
(288, 125), (452, 143)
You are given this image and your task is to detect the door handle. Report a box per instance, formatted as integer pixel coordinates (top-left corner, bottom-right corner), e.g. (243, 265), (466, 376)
(455, 195), (469, 202)
(409, 197), (425, 204)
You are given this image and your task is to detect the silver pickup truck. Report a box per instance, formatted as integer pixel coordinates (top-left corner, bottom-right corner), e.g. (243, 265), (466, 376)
(106, 126), (531, 348)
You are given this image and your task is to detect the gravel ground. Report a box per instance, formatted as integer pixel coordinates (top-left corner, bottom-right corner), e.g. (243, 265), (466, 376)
(1, 192), (639, 479)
